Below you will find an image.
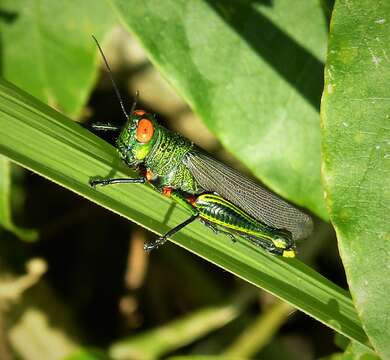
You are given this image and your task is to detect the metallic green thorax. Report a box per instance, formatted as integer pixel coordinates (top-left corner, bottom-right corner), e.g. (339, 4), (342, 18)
(146, 127), (202, 194)
(116, 113), (202, 194)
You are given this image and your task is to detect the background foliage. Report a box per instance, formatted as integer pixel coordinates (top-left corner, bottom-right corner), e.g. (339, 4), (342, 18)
(0, 0), (388, 359)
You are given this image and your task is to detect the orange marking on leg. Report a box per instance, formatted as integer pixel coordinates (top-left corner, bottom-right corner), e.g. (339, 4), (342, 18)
(186, 195), (197, 206)
(162, 187), (172, 197)
(146, 169), (154, 181)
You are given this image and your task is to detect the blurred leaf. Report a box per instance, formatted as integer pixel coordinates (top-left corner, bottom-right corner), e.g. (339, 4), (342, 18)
(320, 0), (335, 22)
(110, 296), (247, 360)
(223, 300), (294, 358)
(0, 155), (37, 241)
(0, 0), (115, 117)
(9, 308), (78, 360)
(0, 258), (46, 302)
(334, 333), (351, 351)
(320, 341), (380, 360)
(63, 348), (110, 360)
(7, 280), (84, 360)
(110, 0), (328, 219)
(168, 357), (243, 360)
(0, 79), (369, 347)
(321, 1), (390, 358)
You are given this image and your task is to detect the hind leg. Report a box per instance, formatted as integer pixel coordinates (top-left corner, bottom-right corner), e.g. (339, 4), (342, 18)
(199, 219), (238, 242)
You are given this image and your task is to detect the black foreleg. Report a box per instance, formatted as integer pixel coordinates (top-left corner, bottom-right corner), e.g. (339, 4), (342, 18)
(89, 177), (146, 187)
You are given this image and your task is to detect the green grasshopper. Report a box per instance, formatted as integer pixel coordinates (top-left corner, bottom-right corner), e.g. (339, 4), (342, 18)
(89, 37), (313, 258)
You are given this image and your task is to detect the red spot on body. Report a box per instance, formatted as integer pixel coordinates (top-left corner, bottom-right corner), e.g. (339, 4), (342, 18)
(133, 109), (146, 116)
(162, 187), (173, 197)
(187, 195), (197, 206)
(136, 118), (154, 143)
(146, 169), (153, 181)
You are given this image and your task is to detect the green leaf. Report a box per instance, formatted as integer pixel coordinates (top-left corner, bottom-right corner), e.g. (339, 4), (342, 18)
(167, 357), (240, 360)
(63, 348), (110, 360)
(168, 357), (240, 360)
(0, 79), (370, 348)
(320, 341), (380, 360)
(321, 1), (390, 358)
(110, 298), (245, 359)
(223, 301), (294, 358)
(344, 342), (380, 360)
(0, 0), (115, 117)
(0, 155), (37, 241)
(109, 0), (328, 219)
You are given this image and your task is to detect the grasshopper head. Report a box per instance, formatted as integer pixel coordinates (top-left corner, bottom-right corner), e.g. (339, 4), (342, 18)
(116, 109), (159, 168)
(90, 38), (158, 170)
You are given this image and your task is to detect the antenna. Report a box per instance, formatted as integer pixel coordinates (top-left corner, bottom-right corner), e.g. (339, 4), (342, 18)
(130, 90), (139, 115)
(92, 35), (130, 121)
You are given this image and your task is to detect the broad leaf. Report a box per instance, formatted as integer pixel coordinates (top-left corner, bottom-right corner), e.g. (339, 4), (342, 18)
(0, 0), (115, 117)
(322, 341), (380, 360)
(321, 0), (390, 358)
(110, 0), (328, 219)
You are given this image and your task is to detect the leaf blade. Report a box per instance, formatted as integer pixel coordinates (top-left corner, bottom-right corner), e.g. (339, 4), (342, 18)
(0, 78), (370, 347)
(321, 0), (390, 357)
(0, 0), (115, 117)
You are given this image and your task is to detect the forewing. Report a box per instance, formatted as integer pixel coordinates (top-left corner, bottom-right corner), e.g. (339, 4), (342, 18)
(184, 149), (313, 240)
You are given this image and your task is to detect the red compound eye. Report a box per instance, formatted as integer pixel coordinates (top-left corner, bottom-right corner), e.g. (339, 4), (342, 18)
(136, 118), (154, 143)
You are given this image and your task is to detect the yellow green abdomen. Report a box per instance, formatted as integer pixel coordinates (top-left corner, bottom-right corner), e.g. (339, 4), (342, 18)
(194, 194), (295, 256)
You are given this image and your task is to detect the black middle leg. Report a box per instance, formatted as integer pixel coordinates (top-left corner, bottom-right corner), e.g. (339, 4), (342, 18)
(144, 214), (199, 252)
